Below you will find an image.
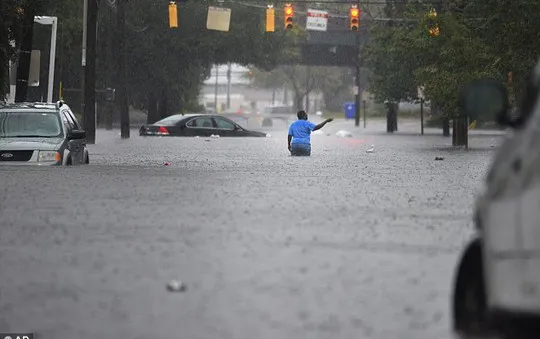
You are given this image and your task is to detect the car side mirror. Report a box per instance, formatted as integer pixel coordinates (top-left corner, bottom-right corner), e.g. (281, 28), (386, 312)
(69, 129), (86, 140)
(460, 78), (510, 127)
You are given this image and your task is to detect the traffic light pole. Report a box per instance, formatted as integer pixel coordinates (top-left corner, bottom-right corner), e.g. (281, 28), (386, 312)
(117, 0), (130, 139)
(354, 7), (361, 127)
(82, 0), (97, 144)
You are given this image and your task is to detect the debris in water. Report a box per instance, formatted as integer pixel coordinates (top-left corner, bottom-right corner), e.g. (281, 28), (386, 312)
(435, 157), (444, 161)
(163, 162), (171, 166)
(210, 134), (220, 138)
(166, 280), (187, 292)
(336, 130), (353, 138)
(366, 144), (375, 153)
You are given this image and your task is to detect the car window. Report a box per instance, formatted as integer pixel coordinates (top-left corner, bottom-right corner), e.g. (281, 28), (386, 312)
(187, 117), (214, 128)
(66, 109), (81, 129)
(0, 111), (63, 138)
(63, 111), (77, 130)
(156, 115), (185, 126)
(214, 117), (235, 130)
(62, 112), (74, 129)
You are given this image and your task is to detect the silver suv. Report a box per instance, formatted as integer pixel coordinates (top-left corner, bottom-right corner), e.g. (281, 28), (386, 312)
(0, 101), (89, 166)
(453, 60), (540, 338)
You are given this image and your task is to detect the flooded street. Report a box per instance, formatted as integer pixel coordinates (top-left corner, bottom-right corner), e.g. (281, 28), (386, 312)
(0, 119), (500, 339)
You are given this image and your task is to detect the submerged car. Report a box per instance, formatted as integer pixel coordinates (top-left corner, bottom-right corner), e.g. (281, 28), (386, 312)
(453, 61), (540, 338)
(139, 114), (268, 137)
(0, 101), (89, 166)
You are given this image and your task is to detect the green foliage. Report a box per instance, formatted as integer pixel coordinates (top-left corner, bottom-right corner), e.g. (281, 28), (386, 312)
(364, 0), (540, 118)
(1, 0), (303, 114)
(119, 0), (304, 113)
(0, 0), (34, 97)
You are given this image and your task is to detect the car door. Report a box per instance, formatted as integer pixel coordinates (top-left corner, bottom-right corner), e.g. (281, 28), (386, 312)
(66, 108), (86, 161)
(61, 110), (84, 164)
(212, 116), (238, 137)
(185, 116), (216, 137)
(513, 82), (540, 311)
(481, 125), (530, 311)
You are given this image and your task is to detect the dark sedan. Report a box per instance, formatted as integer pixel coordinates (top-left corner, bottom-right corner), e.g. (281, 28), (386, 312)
(139, 114), (268, 137)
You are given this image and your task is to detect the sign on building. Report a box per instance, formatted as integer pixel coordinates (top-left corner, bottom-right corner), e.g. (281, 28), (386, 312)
(306, 9), (328, 32)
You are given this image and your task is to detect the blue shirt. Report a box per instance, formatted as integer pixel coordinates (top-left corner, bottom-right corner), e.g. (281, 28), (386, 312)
(288, 120), (316, 145)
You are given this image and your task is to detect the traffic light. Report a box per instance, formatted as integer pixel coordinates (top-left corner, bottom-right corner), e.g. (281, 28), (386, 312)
(168, 1), (178, 28)
(266, 6), (275, 32)
(427, 8), (439, 36)
(284, 3), (294, 30)
(349, 5), (359, 31)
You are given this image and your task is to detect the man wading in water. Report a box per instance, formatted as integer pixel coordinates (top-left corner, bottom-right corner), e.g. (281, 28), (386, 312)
(288, 110), (333, 156)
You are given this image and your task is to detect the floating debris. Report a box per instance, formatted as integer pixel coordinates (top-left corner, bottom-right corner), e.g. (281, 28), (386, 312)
(366, 145), (375, 153)
(163, 162), (171, 166)
(166, 280), (187, 292)
(336, 130), (353, 138)
(435, 157), (444, 161)
(210, 134), (220, 138)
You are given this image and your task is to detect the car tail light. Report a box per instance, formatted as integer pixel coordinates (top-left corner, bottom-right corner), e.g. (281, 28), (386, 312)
(157, 126), (169, 136)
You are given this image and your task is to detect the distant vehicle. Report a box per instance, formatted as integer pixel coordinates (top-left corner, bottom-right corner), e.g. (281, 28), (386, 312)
(0, 101), (89, 166)
(263, 105), (294, 115)
(139, 114), (268, 137)
(453, 62), (540, 338)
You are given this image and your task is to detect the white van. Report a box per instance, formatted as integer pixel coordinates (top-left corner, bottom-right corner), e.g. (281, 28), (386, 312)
(453, 61), (540, 338)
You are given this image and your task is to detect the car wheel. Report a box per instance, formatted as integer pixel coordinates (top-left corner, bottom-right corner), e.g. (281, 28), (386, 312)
(84, 152), (89, 164)
(452, 237), (494, 337)
(66, 157), (73, 166)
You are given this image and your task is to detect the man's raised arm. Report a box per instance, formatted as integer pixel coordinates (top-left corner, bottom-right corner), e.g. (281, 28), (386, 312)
(313, 118), (334, 131)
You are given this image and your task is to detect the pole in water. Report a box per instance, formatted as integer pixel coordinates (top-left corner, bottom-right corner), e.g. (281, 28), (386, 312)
(420, 98), (424, 135)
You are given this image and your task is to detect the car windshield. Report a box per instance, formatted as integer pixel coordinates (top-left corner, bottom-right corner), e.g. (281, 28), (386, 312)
(0, 111), (63, 138)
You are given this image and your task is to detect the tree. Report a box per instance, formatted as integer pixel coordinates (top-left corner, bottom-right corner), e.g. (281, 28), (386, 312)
(463, 0), (540, 104)
(247, 65), (355, 112)
(0, 0), (22, 98)
(1, 0), (315, 124)
(365, 4), (503, 145)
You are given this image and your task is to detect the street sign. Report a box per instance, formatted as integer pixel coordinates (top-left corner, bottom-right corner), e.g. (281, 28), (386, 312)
(306, 9), (328, 31)
(207, 6), (231, 32)
(417, 86), (425, 99)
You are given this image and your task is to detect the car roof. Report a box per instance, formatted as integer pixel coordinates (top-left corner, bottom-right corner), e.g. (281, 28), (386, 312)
(160, 113), (228, 120)
(0, 102), (68, 112)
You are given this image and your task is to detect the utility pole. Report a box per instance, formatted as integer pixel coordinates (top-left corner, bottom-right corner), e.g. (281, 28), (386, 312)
(354, 0), (361, 127)
(15, 5), (36, 102)
(82, 0), (97, 143)
(81, 0), (87, 119)
(117, 0), (130, 138)
(214, 65), (218, 112)
(226, 63), (231, 110)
